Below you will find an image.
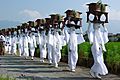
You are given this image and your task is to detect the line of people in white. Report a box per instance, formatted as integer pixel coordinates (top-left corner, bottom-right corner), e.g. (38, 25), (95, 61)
(0, 22), (109, 79)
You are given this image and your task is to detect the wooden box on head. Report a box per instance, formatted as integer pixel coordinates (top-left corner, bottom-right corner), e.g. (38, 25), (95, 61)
(50, 14), (64, 29)
(86, 0), (108, 23)
(64, 9), (82, 29)
(21, 23), (28, 33)
(50, 14), (59, 28)
(27, 21), (34, 29)
(35, 19), (42, 29)
(45, 18), (51, 26)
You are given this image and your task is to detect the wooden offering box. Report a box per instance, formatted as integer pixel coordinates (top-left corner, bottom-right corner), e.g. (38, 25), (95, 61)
(50, 14), (59, 28)
(27, 21), (34, 27)
(64, 10), (82, 28)
(65, 10), (82, 19)
(35, 19), (44, 26)
(17, 26), (21, 30)
(50, 14), (65, 29)
(86, 2), (108, 23)
(45, 18), (51, 26)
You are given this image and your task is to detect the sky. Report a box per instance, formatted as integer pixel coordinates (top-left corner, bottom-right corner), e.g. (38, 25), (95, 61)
(0, 0), (120, 33)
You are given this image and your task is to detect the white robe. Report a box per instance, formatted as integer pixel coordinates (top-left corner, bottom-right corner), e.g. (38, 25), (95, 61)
(36, 31), (41, 45)
(28, 34), (37, 57)
(65, 27), (85, 70)
(88, 23), (108, 75)
(47, 30), (53, 62)
(52, 31), (62, 65)
(68, 30), (78, 70)
(17, 34), (23, 56)
(60, 30), (67, 46)
(11, 36), (17, 55)
(23, 35), (29, 57)
(39, 31), (47, 59)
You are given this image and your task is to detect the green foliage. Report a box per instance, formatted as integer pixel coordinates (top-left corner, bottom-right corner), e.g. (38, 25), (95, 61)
(61, 45), (68, 56)
(78, 42), (91, 59)
(105, 42), (120, 65)
(0, 75), (15, 80)
(96, 0), (107, 12)
(34, 45), (40, 57)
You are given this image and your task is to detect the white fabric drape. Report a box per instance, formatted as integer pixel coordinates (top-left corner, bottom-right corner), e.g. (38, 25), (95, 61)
(87, 23), (108, 75)
(39, 31), (47, 59)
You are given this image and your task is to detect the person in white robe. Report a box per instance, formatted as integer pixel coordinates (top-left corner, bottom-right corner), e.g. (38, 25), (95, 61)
(7, 32), (12, 54)
(17, 29), (23, 56)
(87, 22), (108, 79)
(11, 31), (17, 55)
(35, 28), (40, 46)
(28, 28), (37, 60)
(52, 29), (62, 67)
(64, 26), (85, 72)
(46, 28), (53, 64)
(39, 30), (47, 62)
(23, 29), (29, 58)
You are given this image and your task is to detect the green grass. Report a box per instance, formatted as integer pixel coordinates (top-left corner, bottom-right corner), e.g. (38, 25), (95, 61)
(105, 42), (120, 64)
(78, 42), (92, 59)
(0, 75), (15, 80)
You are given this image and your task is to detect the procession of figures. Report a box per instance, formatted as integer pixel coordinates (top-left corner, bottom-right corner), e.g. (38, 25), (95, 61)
(0, 0), (109, 79)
